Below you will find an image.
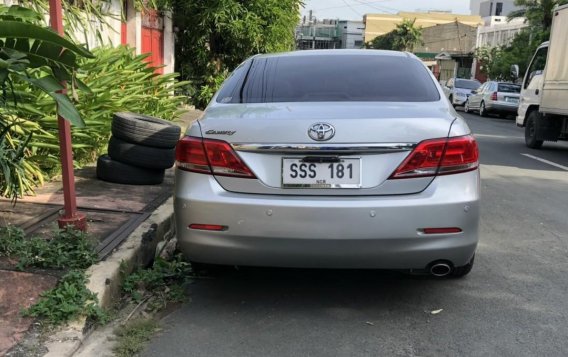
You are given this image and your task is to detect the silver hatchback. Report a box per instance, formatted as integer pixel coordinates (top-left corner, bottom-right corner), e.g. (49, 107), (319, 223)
(174, 50), (480, 277)
(465, 81), (521, 117)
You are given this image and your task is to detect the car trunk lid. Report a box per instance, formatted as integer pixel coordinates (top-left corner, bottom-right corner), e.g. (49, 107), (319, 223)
(196, 102), (456, 196)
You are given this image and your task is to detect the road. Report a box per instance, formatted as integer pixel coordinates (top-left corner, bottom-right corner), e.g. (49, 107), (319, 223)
(143, 112), (568, 357)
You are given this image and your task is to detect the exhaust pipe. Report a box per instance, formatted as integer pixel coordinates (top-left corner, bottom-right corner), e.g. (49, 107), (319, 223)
(429, 262), (452, 277)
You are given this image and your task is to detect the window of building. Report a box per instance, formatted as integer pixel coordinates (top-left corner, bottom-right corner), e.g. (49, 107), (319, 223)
(495, 2), (503, 16)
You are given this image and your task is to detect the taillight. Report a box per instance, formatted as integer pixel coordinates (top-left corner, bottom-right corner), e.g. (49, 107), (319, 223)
(491, 92), (498, 100)
(390, 135), (478, 179)
(175, 136), (256, 178)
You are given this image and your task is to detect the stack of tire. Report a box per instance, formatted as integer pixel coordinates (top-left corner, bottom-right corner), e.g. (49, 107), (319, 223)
(97, 112), (181, 185)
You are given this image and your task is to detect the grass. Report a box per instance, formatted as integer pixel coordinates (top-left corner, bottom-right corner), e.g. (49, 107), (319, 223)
(113, 319), (160, 357)
(121, 254), (192, 313)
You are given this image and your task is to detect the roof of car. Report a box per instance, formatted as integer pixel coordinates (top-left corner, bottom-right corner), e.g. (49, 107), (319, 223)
(254, 49), (410, 59)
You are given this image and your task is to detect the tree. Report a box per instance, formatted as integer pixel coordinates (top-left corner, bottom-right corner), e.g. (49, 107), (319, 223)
(172, 0), (303, 109)
(366, 18), (422, 52)
(392, 18), (423, 52)
(508, 0), (568, 31)
(476, 0), (568, 80)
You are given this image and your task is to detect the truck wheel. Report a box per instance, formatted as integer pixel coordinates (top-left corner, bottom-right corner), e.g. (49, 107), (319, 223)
(525, 111), (544, 149)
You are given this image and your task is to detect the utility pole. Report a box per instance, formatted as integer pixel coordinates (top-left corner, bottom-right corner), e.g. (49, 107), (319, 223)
(49, 0), (87, 231)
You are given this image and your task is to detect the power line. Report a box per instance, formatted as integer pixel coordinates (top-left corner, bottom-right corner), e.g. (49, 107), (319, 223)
(311, 0), (397, 12)
(340, 0), (363, 16)
(351, 0), (398, 14)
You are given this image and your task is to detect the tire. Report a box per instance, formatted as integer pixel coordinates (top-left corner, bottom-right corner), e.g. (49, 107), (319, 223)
(96, 155), (165, 185)
(525, 111), (544, 149)
(464, 100), (470, 113)
(479, 101), (488, 117)
(108, 136), (176, 170)
(452, 254), (475, 278)
(112, 112), (181, 148)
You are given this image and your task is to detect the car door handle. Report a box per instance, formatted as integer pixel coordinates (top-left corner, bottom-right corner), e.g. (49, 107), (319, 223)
(535, 89), (539, 95)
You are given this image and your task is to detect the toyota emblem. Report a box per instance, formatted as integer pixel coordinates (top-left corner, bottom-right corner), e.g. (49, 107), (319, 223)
(308, 123), (335, 141)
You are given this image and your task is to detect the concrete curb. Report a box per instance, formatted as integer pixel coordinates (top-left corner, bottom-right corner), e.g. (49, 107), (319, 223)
(43, 197), (175, 357)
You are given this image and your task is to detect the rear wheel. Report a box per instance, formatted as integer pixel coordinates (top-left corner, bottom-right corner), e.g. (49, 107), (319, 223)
(479, 101), (488, 117)
(525, 111), (544, 149)
(452, 254), (475, 278)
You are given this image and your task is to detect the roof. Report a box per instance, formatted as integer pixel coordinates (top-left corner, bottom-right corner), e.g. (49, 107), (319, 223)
(255, 49), (409, 59)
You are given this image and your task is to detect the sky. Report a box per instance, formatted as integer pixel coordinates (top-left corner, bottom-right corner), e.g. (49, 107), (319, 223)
(301, 0), (472, 21)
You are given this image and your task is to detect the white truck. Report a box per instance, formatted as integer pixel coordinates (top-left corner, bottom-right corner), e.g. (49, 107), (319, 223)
(514, 4), (568, 149)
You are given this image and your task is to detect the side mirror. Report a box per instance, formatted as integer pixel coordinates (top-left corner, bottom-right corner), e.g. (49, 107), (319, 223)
(510, 64), (520, 79)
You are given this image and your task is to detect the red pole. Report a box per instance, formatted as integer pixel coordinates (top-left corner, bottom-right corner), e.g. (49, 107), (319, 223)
(49, 0), (87, 231)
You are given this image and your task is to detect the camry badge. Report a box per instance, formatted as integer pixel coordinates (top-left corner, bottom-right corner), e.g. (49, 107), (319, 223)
(308, 123), (335, 141)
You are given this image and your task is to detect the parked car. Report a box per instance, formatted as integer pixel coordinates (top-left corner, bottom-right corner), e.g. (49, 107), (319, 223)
(443, 78), (481, 107)
(174, 50), (480, 278)
(465, 81), (521, 118)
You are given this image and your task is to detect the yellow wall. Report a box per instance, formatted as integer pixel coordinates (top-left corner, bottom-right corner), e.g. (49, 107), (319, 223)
(364, 12), (483, 43)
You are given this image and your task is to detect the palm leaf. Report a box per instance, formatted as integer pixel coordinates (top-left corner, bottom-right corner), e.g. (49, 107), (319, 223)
(0, 21), (94, 71)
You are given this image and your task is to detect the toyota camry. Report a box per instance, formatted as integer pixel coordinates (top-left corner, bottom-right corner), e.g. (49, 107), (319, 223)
(174, 50), (480, 278)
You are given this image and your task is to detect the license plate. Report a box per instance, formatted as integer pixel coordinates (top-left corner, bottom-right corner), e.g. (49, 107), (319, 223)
(282, 158), (361, 188)
(505, 97), (519, 103)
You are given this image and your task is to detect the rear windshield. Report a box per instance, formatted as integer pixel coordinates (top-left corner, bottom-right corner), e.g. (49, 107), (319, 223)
(498, 83), (521, 93)
(217, 54), (440, 103)
(455, 79), (481, 90)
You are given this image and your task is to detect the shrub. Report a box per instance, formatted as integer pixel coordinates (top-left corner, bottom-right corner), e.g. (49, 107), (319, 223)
(5, 45), (188, 184)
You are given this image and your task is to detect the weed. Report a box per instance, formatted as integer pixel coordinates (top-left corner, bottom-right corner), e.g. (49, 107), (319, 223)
(23, 270), (107, 325)
(0, 226), (103, 325)
(122, 254), (192, 312)
(113, 319), (160, 357)
(0, 226), (97, 270)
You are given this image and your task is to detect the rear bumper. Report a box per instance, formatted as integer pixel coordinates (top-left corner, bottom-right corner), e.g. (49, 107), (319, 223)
(452, 96), (468, 106)
(174, 170), (480, 269)
(486, 101), (519, 113)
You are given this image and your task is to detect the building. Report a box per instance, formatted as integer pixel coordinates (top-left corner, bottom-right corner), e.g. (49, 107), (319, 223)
(413, 22), (479, 81)
(296, 16), (364, 50)
(336, 20), (365, 49)
(471, 0), (520, 17)
(471, 16), (527, 81)
(363, 11), (483, 44)
(476, 16), (527, 48)
(1, 0), (175, 74)
(296, 19), (340, 50)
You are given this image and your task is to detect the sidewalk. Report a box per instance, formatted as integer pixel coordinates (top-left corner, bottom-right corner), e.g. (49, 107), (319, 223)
(0, 109), (201, 355)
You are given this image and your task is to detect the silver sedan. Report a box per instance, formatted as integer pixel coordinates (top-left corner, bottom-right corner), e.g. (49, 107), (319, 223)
(174, 50), (480, 277)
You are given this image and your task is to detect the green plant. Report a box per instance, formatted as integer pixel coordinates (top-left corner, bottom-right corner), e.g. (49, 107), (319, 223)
(0, 5), (93, 198)
(0, 225), (97, 270)
(0, 226), (104, 325)
(23, 269), (107, 325)
(366, 18), (423, 51)
(6, 45), (188, 176)
(173, 0), (303, 109)
(113, 318), (160, 357)
(122, 254), (191, 311)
